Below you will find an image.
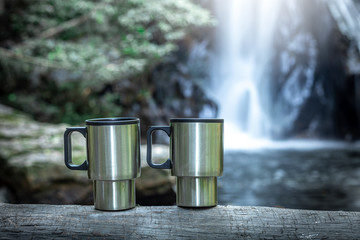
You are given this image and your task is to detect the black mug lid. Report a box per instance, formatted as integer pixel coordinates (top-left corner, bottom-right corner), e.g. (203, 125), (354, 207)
(86, 117), (139, 126)
(170, 118), (224, 123)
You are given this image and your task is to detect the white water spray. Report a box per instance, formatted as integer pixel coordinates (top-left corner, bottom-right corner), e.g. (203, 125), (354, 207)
(212, 0), (282, 149)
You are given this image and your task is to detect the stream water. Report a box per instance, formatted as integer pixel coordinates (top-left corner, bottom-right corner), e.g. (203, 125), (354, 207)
(218, 145), (360, 211)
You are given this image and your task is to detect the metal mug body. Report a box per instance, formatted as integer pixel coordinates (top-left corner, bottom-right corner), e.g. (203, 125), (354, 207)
(170, 120), (224, 177)
(147, 118), (224, 207)
(87, 122), (141, 180)
(64, 117), (140, 211)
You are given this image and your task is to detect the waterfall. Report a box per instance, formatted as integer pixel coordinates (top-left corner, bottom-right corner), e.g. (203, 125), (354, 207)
(209, 0), (360, 149)
(211, 0), (282, 149)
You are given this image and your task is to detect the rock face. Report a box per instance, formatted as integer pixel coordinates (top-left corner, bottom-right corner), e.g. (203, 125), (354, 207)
(269, 0), (360, 140)
(136, 36), (218, 142)
(0, 104), (175, 205)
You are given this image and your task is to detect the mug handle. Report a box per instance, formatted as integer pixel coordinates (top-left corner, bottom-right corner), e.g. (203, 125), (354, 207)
(146, 126), (172, 169)
(64, 127), (88, 170)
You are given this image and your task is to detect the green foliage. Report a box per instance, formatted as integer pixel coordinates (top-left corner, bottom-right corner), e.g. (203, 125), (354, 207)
(0, 0), (215, 124)
(10, 0), (214, 83)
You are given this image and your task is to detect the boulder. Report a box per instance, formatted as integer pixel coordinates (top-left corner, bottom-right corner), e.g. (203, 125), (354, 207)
(0, 104), (175, 205)
(269, 0), (360, 140)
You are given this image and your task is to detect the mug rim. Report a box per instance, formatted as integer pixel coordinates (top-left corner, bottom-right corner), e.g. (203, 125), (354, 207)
(170, 118), (224, 123)
(86, 117), (139, 126)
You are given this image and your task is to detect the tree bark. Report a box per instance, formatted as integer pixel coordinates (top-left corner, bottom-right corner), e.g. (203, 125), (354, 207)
(0, 203), (359, 239)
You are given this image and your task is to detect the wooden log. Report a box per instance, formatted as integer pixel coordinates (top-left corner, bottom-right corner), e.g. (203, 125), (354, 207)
(0, 203), (359, 239)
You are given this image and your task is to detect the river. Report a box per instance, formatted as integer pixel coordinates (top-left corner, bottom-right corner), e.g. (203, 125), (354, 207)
(218, 145), (360, 211)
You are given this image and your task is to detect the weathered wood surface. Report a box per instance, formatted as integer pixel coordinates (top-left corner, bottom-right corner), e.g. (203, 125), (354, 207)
(0, 204), (359, 239)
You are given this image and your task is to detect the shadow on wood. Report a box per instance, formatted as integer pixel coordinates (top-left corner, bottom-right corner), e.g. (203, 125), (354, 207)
(0, 203), (359, 239)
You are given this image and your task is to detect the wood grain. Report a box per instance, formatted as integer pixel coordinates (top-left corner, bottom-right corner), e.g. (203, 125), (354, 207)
(0, 203), (359, 239)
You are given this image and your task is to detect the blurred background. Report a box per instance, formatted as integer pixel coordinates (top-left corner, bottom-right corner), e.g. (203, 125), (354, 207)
(0, 0), (360, 210)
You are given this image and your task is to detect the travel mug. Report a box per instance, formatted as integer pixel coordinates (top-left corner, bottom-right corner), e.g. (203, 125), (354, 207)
(64, 117), (141, 211)
(147, 118), (224, 207)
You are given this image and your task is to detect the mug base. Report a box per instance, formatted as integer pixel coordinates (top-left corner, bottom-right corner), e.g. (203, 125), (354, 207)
(176, 177), (217, 207)
(93, 180), (135, 211)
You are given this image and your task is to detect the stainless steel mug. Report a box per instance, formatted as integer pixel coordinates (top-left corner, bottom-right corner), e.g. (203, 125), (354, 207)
(64, 117), (141, 211)
(147, 118), (224, 207)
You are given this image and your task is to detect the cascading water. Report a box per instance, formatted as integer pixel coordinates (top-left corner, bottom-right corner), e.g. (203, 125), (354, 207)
(209, 0), (360, 149)
(211, 0), (282, 149)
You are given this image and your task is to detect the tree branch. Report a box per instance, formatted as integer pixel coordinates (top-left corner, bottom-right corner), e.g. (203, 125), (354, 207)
(0, 47), (78, 71)
(37, 14), (90, 40)
(35, 3), (103, 40)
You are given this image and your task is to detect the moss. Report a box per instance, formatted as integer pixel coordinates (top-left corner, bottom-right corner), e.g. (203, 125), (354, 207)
(0, 114), (24, 122)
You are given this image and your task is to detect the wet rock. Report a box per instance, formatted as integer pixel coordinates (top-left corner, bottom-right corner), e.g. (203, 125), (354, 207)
(141, 36), (218, 139)
(0, 104), (175, 205)
(138, 144), (175, 205)
(0, 187), (14, 203)
(270, 0), (360, 140)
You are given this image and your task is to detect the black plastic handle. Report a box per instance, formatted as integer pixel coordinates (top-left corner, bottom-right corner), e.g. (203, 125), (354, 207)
(64, 127), (88, 170)
(146, 126), (172, 169)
